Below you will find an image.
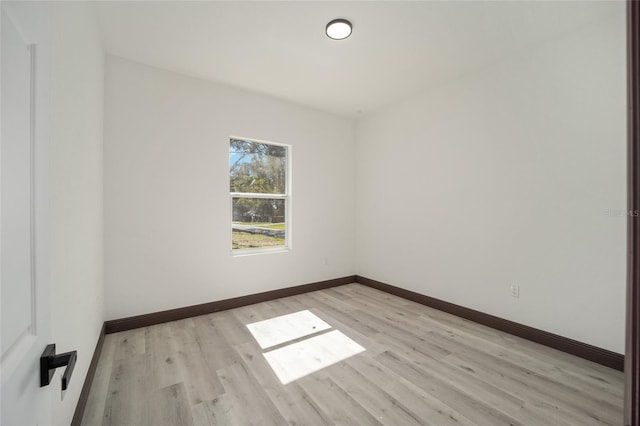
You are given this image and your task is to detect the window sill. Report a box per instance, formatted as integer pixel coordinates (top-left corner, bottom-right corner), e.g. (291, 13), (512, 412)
(231, 246), (290, 257)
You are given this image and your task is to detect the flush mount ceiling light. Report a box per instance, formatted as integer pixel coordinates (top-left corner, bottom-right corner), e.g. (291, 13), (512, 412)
(326, 19), (352, 40)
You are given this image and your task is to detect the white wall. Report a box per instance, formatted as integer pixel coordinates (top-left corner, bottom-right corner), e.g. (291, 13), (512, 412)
(1, 2), (104, 425)
(48, 3), (104, 423)
(104, 56), (356, 320)
(356, 11), (627, 353)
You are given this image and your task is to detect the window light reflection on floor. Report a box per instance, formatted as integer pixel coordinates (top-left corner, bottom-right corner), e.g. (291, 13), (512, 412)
(245, 310), (366, 385)
(246, 309), (332, 349)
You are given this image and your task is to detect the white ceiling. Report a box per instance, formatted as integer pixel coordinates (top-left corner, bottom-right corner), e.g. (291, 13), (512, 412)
(94, 1), (621, 118)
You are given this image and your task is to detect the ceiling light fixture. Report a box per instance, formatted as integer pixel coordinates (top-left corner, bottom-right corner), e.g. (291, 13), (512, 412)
(326, 19), (352, 40)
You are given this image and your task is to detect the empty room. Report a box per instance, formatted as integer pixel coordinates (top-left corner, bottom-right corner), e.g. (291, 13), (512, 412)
(2, 1), (639, 425)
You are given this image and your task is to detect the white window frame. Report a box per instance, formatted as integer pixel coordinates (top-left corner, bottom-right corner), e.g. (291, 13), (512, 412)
(230, 136), (291, 256)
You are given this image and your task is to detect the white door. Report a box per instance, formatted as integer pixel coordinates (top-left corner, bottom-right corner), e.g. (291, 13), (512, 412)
(0, 7), (52, 425)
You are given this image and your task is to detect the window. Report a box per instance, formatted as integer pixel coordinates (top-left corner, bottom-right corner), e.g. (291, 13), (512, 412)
(230, 137), (290, 253)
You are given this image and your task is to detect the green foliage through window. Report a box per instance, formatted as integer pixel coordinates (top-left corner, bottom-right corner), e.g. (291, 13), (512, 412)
(230, 138), (289, 251)
(230, 139), (286, 194)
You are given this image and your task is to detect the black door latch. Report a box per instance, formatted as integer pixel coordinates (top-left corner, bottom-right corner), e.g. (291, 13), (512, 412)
(40, 344), (77, 391)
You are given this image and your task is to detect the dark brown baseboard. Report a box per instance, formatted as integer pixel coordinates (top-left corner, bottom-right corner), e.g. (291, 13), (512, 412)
(355, 275), (624, 371)
(71, 323), (106, 426)
(104, 275), (357, 334)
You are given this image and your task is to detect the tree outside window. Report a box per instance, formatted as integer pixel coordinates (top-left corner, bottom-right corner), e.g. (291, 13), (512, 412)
(230, 138), (290, 252)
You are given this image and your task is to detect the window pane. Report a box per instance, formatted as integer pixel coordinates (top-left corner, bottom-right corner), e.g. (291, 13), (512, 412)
(232, 198), (286, 249)
(230, 139), (286, 194)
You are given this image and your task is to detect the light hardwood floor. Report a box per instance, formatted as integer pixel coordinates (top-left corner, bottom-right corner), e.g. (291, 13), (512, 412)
(81, 284), (624, 425)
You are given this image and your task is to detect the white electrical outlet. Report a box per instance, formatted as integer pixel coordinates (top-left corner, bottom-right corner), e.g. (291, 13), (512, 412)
(510, 284), (520, 298)
(323, 257), (329, 266)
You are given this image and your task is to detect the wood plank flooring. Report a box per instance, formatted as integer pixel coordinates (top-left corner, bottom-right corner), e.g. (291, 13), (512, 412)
(81, 284), (624, 425)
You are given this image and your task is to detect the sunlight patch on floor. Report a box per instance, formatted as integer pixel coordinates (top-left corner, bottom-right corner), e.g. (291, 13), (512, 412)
(245, 310), (366, 385)
(246, 309), (332, 349)
(262, 329), (365, 385)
